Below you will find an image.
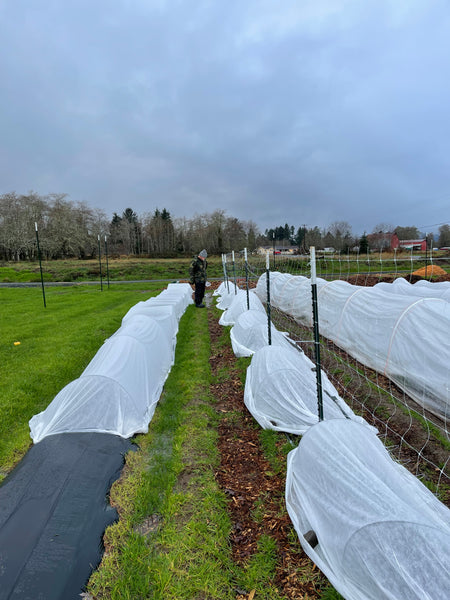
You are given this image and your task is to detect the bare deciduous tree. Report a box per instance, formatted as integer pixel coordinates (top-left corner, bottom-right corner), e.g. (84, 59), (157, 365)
(438, 224), (450, 248)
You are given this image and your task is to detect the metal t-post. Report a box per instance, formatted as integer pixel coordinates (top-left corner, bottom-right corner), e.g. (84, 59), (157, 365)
(266, 253), (272, 345)
(104, 236), (110, 289)
(310, 247), (323, 421)
(272, 232), (275, 269)
(222, 254), (230, 293)
(35, 222), (46, 308)
(428, 235), (434, 276)
(97, 235), (103, 291)
(244, 248), (250, 309)
(232, 250), (237, 294)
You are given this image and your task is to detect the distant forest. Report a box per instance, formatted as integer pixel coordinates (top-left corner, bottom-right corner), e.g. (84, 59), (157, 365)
(1, 192), (449, 260)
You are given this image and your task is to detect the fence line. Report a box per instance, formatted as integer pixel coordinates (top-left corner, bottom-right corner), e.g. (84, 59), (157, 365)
(227, 249), (450, 283)
(222, 249), (450, 504)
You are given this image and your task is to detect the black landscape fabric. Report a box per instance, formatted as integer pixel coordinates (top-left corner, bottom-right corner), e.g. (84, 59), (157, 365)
(0, 432), (133, 600)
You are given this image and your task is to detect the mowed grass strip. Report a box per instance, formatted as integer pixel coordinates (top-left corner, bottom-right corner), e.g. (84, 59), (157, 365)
(0, 283), (163, 477)
(0, 257), (227, 283)
(87, 304), (236, 599)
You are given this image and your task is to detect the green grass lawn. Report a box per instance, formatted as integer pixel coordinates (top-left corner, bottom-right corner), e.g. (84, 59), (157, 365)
(0, 283), (163, 476)
(1, 284), (340, 599)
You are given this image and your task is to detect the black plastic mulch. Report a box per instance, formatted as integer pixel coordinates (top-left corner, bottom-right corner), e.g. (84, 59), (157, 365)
(0, 432), (133, 600)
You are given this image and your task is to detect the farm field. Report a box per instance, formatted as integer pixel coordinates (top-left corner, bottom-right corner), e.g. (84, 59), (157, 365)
(2, 262), (449, 598)
(1, 252), (450, 285)
(0, 257), (226, 283)
(1, 283), (341, 599)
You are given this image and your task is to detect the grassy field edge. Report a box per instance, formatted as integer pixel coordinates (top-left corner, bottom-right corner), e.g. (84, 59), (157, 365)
(87, 304), (237, 599)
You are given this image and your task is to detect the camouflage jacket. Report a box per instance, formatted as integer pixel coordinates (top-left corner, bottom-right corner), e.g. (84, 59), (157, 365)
(189, 255), (207, 283)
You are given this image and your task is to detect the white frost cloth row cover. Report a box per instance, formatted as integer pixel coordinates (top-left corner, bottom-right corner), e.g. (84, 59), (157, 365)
(29, 284), (193, 442)
(255, 272), (450, 419)
(218, 286), (367, 434)
(286, 419), (450, 600)
(215, 282), (450, 600)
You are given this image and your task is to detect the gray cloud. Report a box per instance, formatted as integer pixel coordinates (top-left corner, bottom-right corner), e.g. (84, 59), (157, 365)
(1, 0), (449, 236)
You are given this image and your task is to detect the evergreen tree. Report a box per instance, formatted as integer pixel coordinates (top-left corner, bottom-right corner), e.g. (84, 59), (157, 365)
(121, 208), (141, 254)
(295, 226), (307, 251)
(359, 232), (369, 253)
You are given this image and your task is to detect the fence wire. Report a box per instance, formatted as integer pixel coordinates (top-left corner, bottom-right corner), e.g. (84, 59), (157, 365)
(222, 250), (450, 505)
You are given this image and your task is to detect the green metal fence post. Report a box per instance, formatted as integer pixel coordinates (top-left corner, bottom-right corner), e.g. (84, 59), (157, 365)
(244, 248), (250, 310)
(97, 235), (103, 291)
(232, 250), (237, 294)
(266, 252), (272, 345)
(310, 246), (323, 421)
(272, 232), (275, 268)
(223, 253), (230, 293)
(104, 236), (110, 289)
(35, 222), (46, 308)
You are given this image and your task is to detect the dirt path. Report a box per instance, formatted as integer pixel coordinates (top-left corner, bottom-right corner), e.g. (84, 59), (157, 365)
(207, 310), (331, 599)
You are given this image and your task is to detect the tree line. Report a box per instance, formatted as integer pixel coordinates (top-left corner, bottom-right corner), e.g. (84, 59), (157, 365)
(1, 192), (449, 261)
(266, 221), (450, 253)
(0, 192), (264, 260)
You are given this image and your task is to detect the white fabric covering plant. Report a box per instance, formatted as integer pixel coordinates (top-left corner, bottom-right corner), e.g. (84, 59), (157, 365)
(376, 277), (450, 301)
(285, 419), (450, 600)
(215, 292), (237, 310)
(229, 309), (294, 357)
(212, 281), (227, 296)
(148, 285), (193, 319)
(166, 282), (194, 310)
(29, 284), (191, 442)
(29, 317), (171, 441)
(213, 281), (238, 306)
(122, 303), (179, 355)
(255, 272), (450, 419)
(244, 345), (369, 434)
(219, 290), (265, 326)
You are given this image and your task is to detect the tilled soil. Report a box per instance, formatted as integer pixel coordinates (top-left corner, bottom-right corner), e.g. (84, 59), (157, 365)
(347, 273), (450, 285)
(208, 311), (330, 599)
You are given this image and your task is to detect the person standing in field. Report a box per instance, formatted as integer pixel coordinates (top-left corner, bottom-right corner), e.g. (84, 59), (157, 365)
(189, 249), (208, 308)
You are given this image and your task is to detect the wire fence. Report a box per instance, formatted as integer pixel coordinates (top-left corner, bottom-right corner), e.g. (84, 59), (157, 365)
(238, 248), (450, 282)
(221, 250), (450, 505)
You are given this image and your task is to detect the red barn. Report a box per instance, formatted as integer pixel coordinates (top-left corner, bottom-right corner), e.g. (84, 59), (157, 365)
(367, 232), (428, 251)
(391, 233), (427, 251)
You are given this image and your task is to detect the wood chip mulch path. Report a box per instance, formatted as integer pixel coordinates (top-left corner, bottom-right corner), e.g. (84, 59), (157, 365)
(207, 309), (329, 600)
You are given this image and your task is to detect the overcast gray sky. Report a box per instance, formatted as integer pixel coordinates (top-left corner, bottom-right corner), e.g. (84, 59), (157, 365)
(1, 0), (449, 235)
